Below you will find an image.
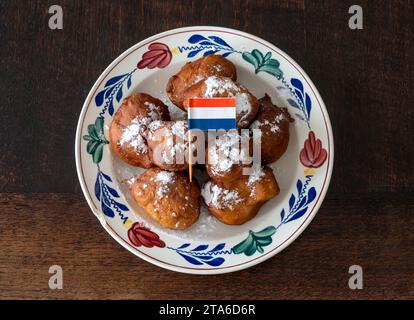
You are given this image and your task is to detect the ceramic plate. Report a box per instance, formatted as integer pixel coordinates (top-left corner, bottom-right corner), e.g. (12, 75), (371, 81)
(75, 26), (333, 274)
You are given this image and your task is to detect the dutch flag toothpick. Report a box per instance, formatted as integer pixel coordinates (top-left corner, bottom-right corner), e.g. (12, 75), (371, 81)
(187, 97), (237, 181)
(187, 97), (237, 130)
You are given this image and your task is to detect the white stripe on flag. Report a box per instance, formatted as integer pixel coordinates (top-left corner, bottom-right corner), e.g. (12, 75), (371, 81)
(189, 107), (236, 119)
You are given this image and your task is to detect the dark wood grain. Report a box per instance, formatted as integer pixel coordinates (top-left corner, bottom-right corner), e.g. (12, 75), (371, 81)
(0, 193), (413, 299)
(0, 0), (413, 299)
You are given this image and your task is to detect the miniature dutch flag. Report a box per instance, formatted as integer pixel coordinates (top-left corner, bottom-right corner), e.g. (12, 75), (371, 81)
(187, 97), (236, 131)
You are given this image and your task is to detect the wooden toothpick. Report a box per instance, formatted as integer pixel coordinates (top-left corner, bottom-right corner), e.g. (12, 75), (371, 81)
(188, 130), (192, 182)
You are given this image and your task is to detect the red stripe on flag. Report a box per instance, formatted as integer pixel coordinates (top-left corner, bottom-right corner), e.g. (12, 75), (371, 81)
(188, 98), (236, 108)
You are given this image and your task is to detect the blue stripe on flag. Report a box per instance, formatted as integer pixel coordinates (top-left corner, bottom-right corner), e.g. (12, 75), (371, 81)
(188, 118), (236, 131)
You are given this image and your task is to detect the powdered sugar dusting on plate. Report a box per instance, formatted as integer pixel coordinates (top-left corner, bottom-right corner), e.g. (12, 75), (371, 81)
(160, 203), (220, 240)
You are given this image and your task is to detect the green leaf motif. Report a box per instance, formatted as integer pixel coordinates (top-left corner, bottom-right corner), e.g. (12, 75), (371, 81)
(83, 117), (109, 164)
(242, 49), (283, 79)
(88, 124), (99, 140)
(242, 52), (259, 70)
(83, 135), (92, 141)
(252, 49), (264, 65)
(95, 117), (104, 137)
(87, 140), (99, 154)
(232, 226), (277, 256)
(256, 237), (272, 246)
(232, 233), (254, 254)
(245, 240), (257, 256)
(252, 226), (276, 238)
(93, 143), (104, 163)
(257, 64), (283, 78)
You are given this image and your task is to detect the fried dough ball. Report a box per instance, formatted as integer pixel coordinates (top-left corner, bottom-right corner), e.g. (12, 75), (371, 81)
(201, 166), (279, 225)
(206, 130), (251, 183)
(183, 76), (259, 128)
(130, 168), (200, 230)
(250, 94), (293, 164)
(167, 55), (237, 109)
(109, 93), (170, 167)
(146, 120), (206, 171)
(146, 120), (190, 171)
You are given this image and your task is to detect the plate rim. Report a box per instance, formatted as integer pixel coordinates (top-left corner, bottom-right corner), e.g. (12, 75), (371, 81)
(75, 26), (334, 274)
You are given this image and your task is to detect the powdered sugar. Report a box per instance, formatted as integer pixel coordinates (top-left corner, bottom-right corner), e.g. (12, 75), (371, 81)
(208, 131), (249, 174)
(146, 120), (163, 135)
(202, 181), (242, 210)
(156, 121), (188, 165)
(235, 93), (252, 124)
(251, 112), (285, 133)
(154, 171), (175, 197)
(119, 101), (166, 153)
(119, 116), (151, 153)
(204, 76), (238, 96)
(214, 64), (223, 73)
(144, 101), (162, 120)
(247, 165), (265, 197)
(126, 176), (137, 186)
(247, 165), (265, 186)
(155, 171), (175, 184)
(171, 121), (187, 140)
(170, 121), (188, 159)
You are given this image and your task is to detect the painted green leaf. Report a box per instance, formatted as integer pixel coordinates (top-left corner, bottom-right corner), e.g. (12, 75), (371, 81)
(95, 117), (104, 136)
(232, 232), (254, 254)
(244, 240), (257, 256)
(87, 140), (99, 154)
(88, 124), (99, 140)
(264, 51), (271, 61)
(93, 143), (104, 163)
(243, 49), (283, 79)
(255, 237), (272, 246)
(265, 58), (280, 68)
(83, 135), (92, 141)
(258, 64), (283, 78)
(85, 117), (110, 163)
(252, 226), (276, 238)
(252, 49), (264, 65)
(233, 226), (277, 256)
(242, 52), (259, 70)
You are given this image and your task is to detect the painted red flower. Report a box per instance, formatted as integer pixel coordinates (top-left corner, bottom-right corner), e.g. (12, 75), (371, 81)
(300, 131), (327, 168)
(127, 222), (165, 248)
(137, 42), (172, 69)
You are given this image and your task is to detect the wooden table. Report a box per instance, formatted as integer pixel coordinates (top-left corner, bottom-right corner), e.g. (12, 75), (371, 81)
(1, 0), (413, 299)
